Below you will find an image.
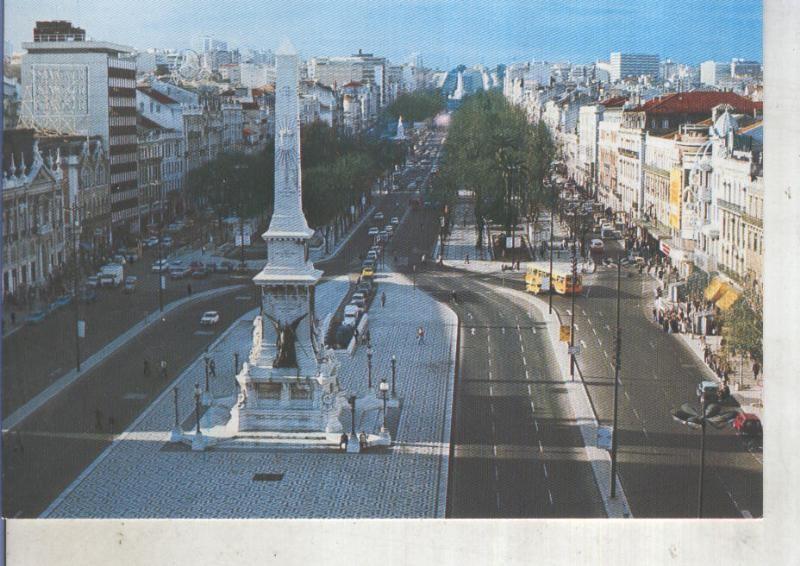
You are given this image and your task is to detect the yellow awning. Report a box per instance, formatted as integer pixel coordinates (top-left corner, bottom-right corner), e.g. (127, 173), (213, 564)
(704, 277), (725, 301)
(716, 288), (740, 310)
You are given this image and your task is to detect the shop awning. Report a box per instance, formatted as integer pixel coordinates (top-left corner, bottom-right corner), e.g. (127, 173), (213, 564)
(716, 287), (740, 311)
(704, 277), (725, 301)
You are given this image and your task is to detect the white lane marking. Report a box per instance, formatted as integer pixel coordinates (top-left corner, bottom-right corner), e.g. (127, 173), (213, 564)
(604, 324), (611, 331)
(468, 312), (473, 320)
(592, 327), (597, 336)
(588, 319), (593, 326)
(530, 399), (535, 413)
(580, 340), (587, 348)
(574, 324), (579, 331)
(548, 490), (554, 505)
(489, 384), (494, 396)
(493, 445), (497, 457)
(520, 343), (525, 353)
(194, 330), (215, 336)
(581, 308), (586, 315)
(525, 369), (530, 380)
(522, 357), (527, 367)
(603, 351), (609, 359)
(534, 420), (539, 433)
(488, 357), (492, 367)
(598, 338), (603, 346)
(596, 311), (603, 316)
(543, 463), (549, 479)
(488, 370), (493, 380)
(487, 333), (490, 343)
(471, 328), (476, 336)
(532, 327), (537, 334)
(527, 384), (532, 396)
(538, 439), (543, 453)
(643, 427), (649, 441)
(633, 408), (640, 420)
(624, 390), (631, 401)
(494, 465), (499, 481)
(649, 341), (656, 350)
(490, 402), (495, 415)
(502, 327), (506, 335)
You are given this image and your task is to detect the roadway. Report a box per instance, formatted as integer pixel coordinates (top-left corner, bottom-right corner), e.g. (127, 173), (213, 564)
(546, 240), (762, 517)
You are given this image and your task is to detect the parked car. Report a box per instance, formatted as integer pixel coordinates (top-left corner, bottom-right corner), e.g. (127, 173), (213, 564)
(697, 380), (728, 403)
(27, 310), (47, 324)
(200, 311), (220, 325)
(161, 235), (174, 247)
(112, 254), (127, 265)
(191, 265), (209, 278)
(342, 304), (360, 327)
(99, 264), (124, 287)
(367, 250), (378, 261)
(151, 259), (170, 273)
(170, 265), (192, 279)
(732, 412), (762, 436)
(356, 281), (373, 296)
(86, 275), (100, 288)
(123, 275), (138, 293)
(378, 230), (388, 242)
(361, 265), (375, 278)
(368, 227), (379, 237)
(390, 216), (400, 226)
(144, 236), (160, 248)
(590, 239), (605, 253)
(351, 293), (367, 309)
(374, 212), (385, 221)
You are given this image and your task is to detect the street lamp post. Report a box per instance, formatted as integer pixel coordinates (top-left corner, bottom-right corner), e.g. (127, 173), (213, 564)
(413, 264), (416, 290)
(670, 400), (736, 517)
(548, 181), (556, 314)
(367, 346), (373, 389)
(379, 379), (389, 432)
(570, 230), (577, 381)
(70, 209), (83, 373)
(194, 383), (202, 435)
(391, 355), (397, 398)
(610, 257), (622, 498)
(348, 395), (357, 438)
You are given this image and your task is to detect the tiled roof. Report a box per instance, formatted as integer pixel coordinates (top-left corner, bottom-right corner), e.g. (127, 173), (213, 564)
(632, 92), (761, 115)
(137, 115), (164, 130)
(599, 95), (627, 108)
(136, 86), (179, 105)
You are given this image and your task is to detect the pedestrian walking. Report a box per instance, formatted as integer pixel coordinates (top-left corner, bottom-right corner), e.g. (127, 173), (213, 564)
(209, 359), (216, 378)
(381, 291), (386, 308)
(416, 326), (425, 345)
(187, 283), (192, 296)
(143, 359), (150, 377)
(160, 360), (167, 379)
(752, 360), (761, 382)
(465, 253), (470, 264)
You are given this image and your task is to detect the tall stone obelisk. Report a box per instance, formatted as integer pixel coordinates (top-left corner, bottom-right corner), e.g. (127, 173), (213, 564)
(232, 39), (342, 434)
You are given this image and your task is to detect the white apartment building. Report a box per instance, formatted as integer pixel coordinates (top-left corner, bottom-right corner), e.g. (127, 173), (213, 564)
(609, 52), (659, 82)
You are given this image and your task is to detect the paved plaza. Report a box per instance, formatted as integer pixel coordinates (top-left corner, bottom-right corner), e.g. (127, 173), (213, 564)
(44, 267), (457, 518)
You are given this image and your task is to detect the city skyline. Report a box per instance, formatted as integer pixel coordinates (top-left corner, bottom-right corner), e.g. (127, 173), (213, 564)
(6, 0), (762, 68)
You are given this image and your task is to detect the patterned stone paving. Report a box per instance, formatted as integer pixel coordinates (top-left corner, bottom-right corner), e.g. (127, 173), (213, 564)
(45, 270), (457, 518)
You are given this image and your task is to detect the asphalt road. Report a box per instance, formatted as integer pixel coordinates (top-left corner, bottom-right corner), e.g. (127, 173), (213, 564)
(2, 284), (258, 517)
(2, 244), (246, 416)
(545, 240), (762, 518)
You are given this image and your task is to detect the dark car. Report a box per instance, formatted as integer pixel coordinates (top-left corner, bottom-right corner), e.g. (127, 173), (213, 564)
(732, 413), (762, 436)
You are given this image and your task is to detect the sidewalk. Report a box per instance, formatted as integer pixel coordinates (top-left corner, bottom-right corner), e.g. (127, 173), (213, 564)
(43, 265), (458, 518)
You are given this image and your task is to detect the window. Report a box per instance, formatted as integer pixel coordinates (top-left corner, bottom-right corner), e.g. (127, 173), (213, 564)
(290, 383), (312, 400)
(256, 382), (281, 400)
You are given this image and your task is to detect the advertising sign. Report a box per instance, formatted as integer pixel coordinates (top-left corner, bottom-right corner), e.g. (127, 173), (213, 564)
(559, 325), (571, 342)
(669, 167), (682, 230)
(77, 320), (86, 338)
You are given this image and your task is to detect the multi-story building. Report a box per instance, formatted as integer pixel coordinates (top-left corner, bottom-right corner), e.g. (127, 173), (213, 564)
(21, 21), (138, 241)
(221, 98), (244, 153)
(609, 52), (659, 82)
(730, 59), (762, 80)
(310, 50), (387, 107)
(2, 130), (67, 297)
(699, 60), (731, 87)
(299, 80), (336, 127)
(136, 115), (165, 232)
(596, 97), (626, 210)
(40, 134), (112, 261)
(577, 104), (604, 190)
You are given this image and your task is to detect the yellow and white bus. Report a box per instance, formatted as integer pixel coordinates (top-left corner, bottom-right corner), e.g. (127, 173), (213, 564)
(525, 261), (583, 295)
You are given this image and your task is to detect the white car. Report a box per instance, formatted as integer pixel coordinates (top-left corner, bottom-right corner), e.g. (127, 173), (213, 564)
(200, 311), (220, 326)
(590, 239), (605, 251)
(151, 259), (170, 273)
(390, 216), (399, 226)
(374, 212), (385, 221)
(144, 237), (159, 248)
(368, 227), (379, 237)
(367, 250), (378, 261)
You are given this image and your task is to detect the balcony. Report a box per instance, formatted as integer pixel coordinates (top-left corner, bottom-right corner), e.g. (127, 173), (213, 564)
(717, 198), (743, 214)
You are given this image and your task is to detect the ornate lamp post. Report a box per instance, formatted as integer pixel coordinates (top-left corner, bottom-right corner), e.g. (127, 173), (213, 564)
(193, 383), (202, 435)
(367, 346), (373, 389)
(379, 379), (389, 432)
(671, 400), (737, 517)
(202, 355), (212, 406)
(391, 355), (397, 398)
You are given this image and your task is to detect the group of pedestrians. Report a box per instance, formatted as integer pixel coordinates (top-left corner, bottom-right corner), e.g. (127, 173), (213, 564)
(652, 298), (715, 337)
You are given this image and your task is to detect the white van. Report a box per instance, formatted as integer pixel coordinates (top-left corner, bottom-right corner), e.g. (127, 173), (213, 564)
(342, 305), (360, 327)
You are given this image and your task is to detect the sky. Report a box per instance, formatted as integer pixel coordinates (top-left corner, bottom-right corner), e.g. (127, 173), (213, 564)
(5, 0), (762, 68)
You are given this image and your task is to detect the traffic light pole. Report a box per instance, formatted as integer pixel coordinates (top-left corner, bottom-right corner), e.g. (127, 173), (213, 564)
(610, 256), (622, 498)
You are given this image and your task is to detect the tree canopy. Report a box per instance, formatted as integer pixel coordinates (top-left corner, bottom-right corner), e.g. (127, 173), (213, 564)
(385, 90), (446, 124)
(434, 90), (555, 246)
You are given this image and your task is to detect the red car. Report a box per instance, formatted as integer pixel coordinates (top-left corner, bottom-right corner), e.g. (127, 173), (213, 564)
(732, 413), (762, 436)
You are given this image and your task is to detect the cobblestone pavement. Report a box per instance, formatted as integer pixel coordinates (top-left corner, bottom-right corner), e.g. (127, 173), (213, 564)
(45, 267), (457, 518)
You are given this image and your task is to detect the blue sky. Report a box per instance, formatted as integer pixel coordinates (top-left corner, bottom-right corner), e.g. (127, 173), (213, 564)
(5, 0), (762, 68)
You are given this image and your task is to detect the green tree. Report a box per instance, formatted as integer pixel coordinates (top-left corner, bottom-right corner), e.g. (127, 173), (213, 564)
(385, 90), (445, 124)
(720, 291), (763, 364)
